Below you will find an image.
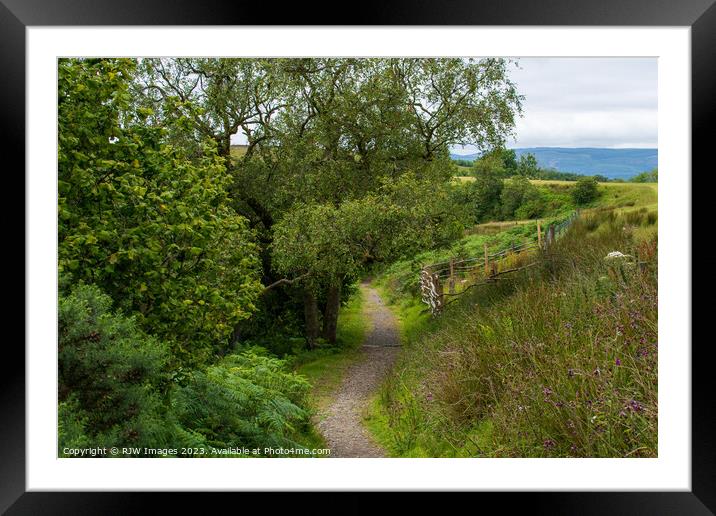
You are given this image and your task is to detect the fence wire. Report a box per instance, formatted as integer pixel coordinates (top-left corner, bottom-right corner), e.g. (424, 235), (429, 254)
(419, 211), (578, 315)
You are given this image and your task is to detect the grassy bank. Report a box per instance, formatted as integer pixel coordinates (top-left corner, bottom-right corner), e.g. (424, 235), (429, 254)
(367, 209), (658, 457)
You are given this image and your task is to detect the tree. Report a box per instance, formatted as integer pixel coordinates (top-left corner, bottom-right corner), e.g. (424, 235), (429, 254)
(272, 174), (463, 345)
(133, 58), (523, 345)
(471, 152), (507, 178)
(470, 147), (518, 178)
(500, 176), (545, 219)
(630, 168), (658, 183)
(58, 58), (263, 365)
(466, 169), (504, 222)
(572, 177), (600, 205)
(517, 153), (539, 177)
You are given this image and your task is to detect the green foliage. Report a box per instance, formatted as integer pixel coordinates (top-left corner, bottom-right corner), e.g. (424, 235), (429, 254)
(630, 168), (658, 183)
(172, 351), (311, 451)
(464, 169), (504, 222)
(58, 284), (177, 452)
(58, 58), (262, 364)
(572, 177), (601, 205)
(516, 152), (539, 177)
(452, 159), (475, 168)
(58, 284), (317, 456)
(272, 172), (464, 291)
(500, 176), (545, 219)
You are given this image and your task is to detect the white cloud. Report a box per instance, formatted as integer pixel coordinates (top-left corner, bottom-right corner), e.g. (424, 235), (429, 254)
(505, 57), (657, 149)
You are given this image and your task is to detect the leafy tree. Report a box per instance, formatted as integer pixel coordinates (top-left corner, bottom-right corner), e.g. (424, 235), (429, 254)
(470, 147), (518, 178)
(452, 159), (475, 168)
(500, 176), (545, 219)
(58, 58), (262, 364)
(471, 153), (507, 178)
(517, 152), (540, 177)
(465, 169), (504, 222)
(630, 168), (658, 183)
(134, 58), (523, 345)
(272, 174), (462, 345)
(572, 177), (601, 205)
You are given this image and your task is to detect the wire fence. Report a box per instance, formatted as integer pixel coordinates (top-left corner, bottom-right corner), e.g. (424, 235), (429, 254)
(419, 211), (579, 315)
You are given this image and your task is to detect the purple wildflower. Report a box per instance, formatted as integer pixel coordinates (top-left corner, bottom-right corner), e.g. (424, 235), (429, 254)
(615, 358), (621, 366)
(543, 439), (556, 450)
(426, 392), (434, 402)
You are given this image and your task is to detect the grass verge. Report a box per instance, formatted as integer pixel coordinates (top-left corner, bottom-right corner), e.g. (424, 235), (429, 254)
(367, 209), (658, 457)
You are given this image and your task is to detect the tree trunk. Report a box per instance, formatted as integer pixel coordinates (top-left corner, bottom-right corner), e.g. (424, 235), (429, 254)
(322, 282), (341, 344)
(303, 289), (320, 349)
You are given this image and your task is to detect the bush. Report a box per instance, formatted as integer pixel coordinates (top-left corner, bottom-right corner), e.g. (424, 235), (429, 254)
(58, 284), (175, 453)
(572, 177), (600, 205)
(58, 58), (262, 366)
(500, 176), (544, 219)
(172, 351), (311, 452)
(58, 284), (316, 456)
(465, 170), (504, 222)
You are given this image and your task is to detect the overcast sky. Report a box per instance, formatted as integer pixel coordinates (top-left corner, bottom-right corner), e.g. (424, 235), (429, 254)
(456, 57), (658, 153)
(232, 57), (657, 152)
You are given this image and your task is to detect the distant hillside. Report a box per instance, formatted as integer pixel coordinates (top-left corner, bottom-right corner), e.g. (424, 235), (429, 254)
(450, 147), (658, 180)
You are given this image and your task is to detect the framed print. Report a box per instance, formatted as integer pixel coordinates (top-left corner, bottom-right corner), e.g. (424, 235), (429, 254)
(5, 0), (712, 512)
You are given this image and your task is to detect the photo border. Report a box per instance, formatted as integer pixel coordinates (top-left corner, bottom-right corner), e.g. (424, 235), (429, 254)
(5, 0), (710, 511)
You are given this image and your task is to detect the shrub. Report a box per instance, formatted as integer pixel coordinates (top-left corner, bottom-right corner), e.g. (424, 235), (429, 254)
(500, 176), (544, 219)
(172, 351), (311, 452)
(58, 284), (175, 453)
(572, 177), (600, 205)
(58, 284), (316, 456)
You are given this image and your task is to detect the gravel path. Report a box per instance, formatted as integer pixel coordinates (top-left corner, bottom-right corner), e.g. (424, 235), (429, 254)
(316, 281), (400, 458)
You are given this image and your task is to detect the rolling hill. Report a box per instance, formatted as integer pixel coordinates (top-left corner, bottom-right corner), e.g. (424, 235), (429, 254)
(450, 147), (658, 180)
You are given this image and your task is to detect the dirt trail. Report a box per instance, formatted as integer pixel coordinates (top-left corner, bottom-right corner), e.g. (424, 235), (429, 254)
(316, 281), (400, 458)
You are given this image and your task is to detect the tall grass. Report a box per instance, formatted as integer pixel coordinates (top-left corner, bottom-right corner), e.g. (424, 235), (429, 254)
(370, 209), (658, 457)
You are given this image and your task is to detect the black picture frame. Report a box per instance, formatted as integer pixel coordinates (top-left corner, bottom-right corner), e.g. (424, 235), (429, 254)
(4, 0), (710, 512)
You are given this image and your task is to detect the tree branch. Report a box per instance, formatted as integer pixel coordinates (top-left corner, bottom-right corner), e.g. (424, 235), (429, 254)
(260, 272), (311, 294)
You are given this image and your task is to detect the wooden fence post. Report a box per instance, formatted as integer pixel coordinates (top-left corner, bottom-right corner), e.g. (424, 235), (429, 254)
(549, 224), (555, 246)
(484, 243), (489, 276)
(537, 220), (542, 249)
(448, 258), (455, 294)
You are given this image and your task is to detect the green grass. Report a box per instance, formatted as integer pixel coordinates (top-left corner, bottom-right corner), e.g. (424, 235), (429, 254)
(368, 209), (658, 457)
(456, 177), (657, 214)
(294, 287), (368, 412)
(229, 144), (248, 159)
